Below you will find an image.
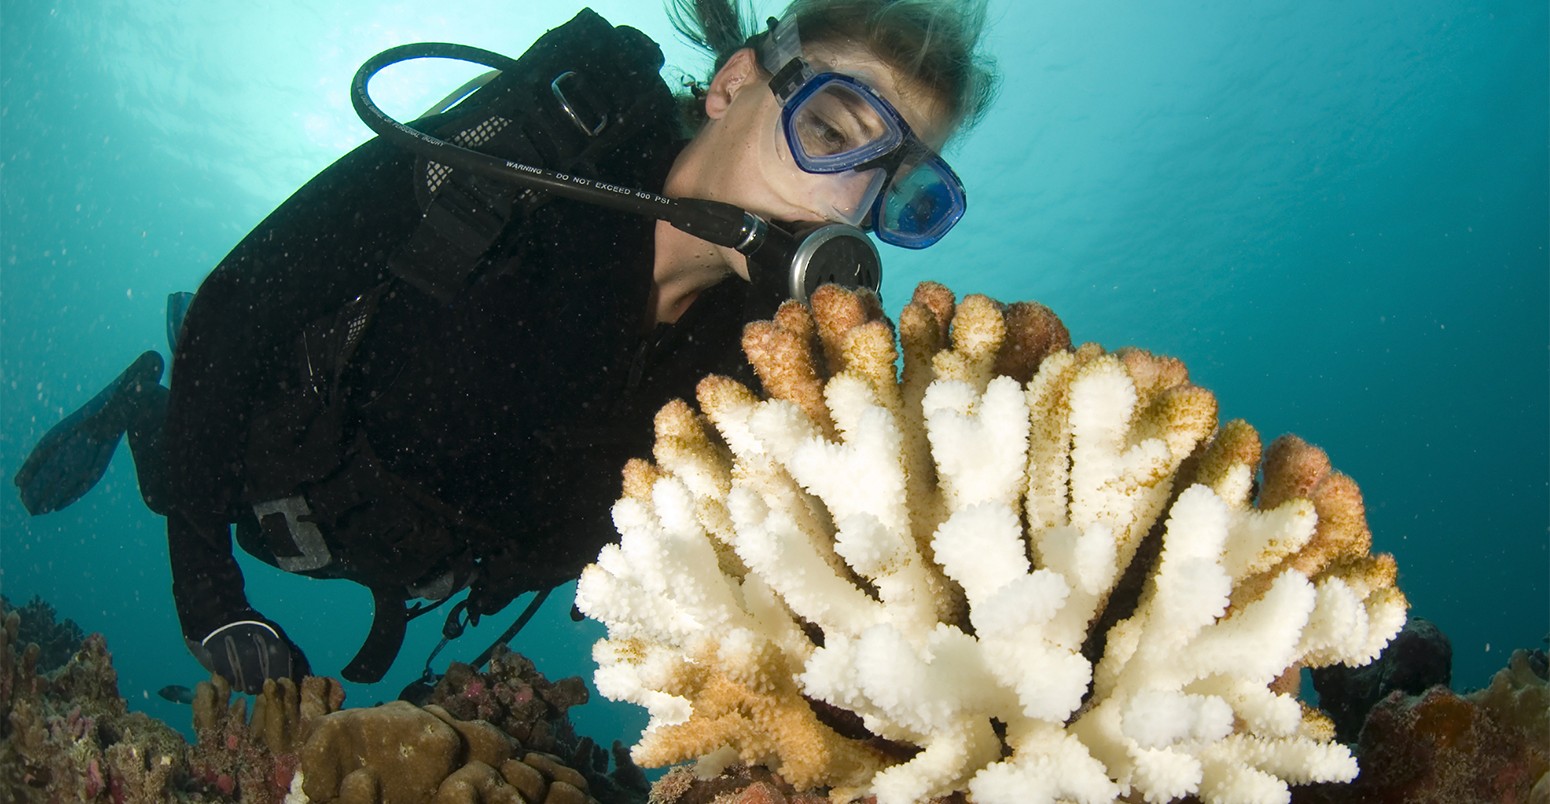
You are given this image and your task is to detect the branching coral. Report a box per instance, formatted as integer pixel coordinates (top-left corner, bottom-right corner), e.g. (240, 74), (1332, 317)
(576, 283), (1409, 804)
(4, 594), (87, 672)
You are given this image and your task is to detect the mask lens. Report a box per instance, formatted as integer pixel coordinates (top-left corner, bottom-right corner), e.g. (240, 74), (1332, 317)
(823, 167), (886, 227)
(785, 79), (901, 172)
(875, 153), (966, 248)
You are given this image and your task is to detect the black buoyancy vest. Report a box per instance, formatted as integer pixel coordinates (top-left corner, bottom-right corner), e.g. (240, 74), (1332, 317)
(234, 8), (683, 683)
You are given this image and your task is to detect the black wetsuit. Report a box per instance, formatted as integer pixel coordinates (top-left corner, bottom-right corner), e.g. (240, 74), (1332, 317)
(159, 30), (758, 667)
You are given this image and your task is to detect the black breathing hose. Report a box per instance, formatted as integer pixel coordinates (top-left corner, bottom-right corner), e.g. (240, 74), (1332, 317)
(349, 42), (763, 252)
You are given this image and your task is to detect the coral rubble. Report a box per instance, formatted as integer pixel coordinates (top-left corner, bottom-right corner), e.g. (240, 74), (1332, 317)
(426, 648), (591, 756)
(575, 283), (1410, 804)
(647, 765), (834, 804)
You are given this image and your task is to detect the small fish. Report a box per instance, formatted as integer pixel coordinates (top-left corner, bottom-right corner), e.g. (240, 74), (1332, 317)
(157, 684), (195, 705)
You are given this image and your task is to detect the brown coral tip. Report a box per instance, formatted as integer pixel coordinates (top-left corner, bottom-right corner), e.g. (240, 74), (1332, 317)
(1282, 469), (1374, 580)
(1323, 553), (1401, 599)
(808, 285), (897, 400)
(1259, 434), (1333, 510)
(696, 374), (761, 422)
(1115, 348), (1191, 400)
(1195, 419), (1264, 490)
(1150, 384), (1220, 458)
(947, 294), (1006, 361)
(992, 300), (1072, 383)
(809, 283), (875, 372)
(743, 315), (831, 434)
(1310, 471), (1373, 552)
(899, 301), (945, 386)
(910, 281), (956, 340)
(622, 458), (666, 502)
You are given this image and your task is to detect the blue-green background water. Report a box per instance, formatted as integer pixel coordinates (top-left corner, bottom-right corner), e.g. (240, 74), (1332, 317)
(2, 0), (1545, 748)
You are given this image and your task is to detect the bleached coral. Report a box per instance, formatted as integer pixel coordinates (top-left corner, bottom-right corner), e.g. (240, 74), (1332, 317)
(576, 283), (1407, 804)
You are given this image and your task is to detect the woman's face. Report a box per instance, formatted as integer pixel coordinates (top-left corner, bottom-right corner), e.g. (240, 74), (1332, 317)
(681, 43), (954, 275)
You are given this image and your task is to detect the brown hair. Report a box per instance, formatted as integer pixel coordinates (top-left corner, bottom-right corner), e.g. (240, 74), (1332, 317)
(667, 0), (999, 135)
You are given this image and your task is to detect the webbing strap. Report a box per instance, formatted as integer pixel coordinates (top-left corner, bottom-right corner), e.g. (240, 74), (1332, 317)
(342, 586), (410, 683)
(387, 10), (672, 304)
(388, 173), (519, 301)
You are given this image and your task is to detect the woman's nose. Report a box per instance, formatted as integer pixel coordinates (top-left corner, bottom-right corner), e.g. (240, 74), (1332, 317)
(809, 167), (885, 225)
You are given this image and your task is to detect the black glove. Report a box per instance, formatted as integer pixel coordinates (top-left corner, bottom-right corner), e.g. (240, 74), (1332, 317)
(191, 618), (310, 694)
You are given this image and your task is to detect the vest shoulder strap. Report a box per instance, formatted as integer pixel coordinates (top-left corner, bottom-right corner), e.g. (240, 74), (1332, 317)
(388, 9), (678, 303)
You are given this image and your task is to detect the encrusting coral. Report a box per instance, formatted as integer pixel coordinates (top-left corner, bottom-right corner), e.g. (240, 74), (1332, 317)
(575, 282), (1410, 804)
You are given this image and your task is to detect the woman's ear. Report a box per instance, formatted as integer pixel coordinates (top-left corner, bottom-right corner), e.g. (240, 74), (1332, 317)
(703, 48), (760, 120)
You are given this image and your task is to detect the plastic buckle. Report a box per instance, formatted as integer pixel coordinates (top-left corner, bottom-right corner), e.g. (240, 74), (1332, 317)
(252, 495), (332, 572)
(550, 71), (607, 137)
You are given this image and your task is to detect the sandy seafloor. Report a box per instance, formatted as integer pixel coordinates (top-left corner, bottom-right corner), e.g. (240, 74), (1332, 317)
(1, 0), (1545, 750)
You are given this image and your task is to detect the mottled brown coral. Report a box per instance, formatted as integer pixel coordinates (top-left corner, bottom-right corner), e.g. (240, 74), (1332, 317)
(297, 700), (607, 804)
(625, 641), (888, 792)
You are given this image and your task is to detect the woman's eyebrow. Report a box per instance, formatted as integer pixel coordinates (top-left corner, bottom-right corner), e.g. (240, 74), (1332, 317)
(830, 87), (889, 137)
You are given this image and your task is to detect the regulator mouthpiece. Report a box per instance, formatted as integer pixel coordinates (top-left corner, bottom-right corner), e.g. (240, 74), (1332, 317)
(748, 221), (881, 303)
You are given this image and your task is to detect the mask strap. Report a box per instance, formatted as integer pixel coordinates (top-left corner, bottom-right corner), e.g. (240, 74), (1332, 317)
(764, 14), (804, 72)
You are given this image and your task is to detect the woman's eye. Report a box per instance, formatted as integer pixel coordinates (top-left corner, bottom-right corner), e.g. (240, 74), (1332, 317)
(799, 114), (859, 156)
(817, 118), (850, 147)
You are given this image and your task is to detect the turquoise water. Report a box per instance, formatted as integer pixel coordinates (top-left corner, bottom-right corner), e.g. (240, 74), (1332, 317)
(2, 0), (1544, 750)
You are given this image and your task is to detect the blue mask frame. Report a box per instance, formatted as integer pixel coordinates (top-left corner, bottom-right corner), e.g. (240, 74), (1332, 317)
(766, 56), (967, 249)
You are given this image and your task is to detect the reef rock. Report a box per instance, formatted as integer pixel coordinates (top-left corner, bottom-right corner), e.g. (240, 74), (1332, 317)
(425, 646), (648, 804)
(0, 595), (625, 804)
(1310, 616), (1452, 742)
(576, 283), (1409, 804)
(190, 672), (346, 801)
(0, 599), (193, 803)
(1297, 647), (1549, 803)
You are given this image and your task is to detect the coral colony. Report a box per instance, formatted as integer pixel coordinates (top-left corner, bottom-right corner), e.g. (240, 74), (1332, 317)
(2, 290), (1547, 803)
(576, 283), (1410, 804)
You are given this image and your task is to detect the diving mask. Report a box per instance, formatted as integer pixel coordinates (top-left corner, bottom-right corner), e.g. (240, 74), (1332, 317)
(758, 16), (968, 249)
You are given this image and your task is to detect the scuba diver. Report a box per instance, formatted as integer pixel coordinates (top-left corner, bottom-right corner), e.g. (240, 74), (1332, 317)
(13, 0), (998, 694)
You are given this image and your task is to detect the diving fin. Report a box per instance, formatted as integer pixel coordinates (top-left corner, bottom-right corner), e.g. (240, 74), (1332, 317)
(14, 350), (165, 515)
